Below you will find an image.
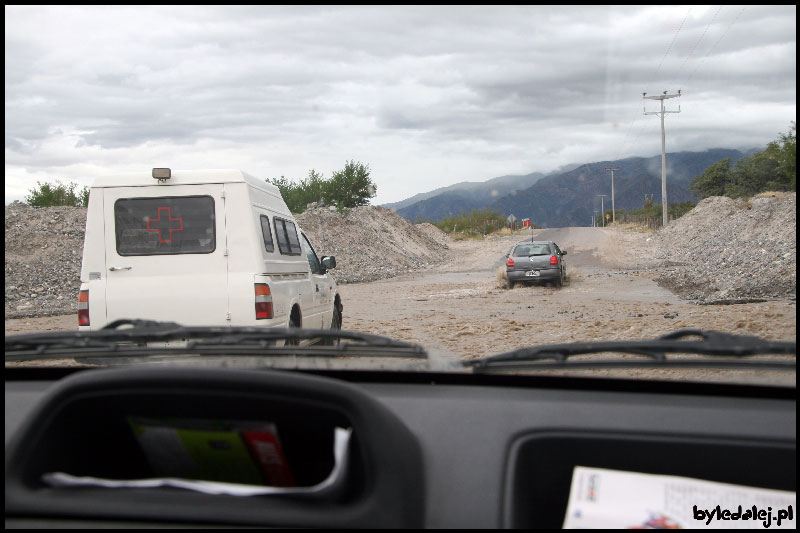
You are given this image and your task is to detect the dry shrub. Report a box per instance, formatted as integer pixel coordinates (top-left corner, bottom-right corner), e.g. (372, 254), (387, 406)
(752, 191), (791, 199)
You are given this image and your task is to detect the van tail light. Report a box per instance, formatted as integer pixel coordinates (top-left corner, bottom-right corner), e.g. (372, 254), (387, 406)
(255, 283), (274, 320)
(506, 257), (515, 268)
(78, 290), (90, 326)
(550, 255), (559, 265)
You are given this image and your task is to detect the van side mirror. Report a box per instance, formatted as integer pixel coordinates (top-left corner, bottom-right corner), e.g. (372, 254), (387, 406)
(562, 250), (567, 255)
(321, 256), (336, 270)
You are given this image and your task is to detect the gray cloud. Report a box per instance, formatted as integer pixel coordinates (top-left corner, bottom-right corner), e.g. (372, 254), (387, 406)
(4, 5), (796, 205)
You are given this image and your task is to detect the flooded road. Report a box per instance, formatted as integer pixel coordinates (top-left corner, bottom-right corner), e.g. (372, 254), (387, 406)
(338, 228), (795, 369)
(6, 227), (795, 383)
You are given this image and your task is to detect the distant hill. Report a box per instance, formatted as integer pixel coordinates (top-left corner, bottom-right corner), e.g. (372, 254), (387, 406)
(384, 171), (547, 221)
(490, 149), (752, 227)
(386, 149), (754, 227)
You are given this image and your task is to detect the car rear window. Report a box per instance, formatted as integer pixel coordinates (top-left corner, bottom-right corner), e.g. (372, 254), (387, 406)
(114, 196), (216, 256)
(514, 244), (551, 256)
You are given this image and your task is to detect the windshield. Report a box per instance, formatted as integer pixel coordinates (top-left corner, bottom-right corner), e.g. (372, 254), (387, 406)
(4, 5), (796, 387)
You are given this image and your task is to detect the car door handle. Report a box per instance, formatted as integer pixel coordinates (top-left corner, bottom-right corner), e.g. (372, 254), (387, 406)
(109, 266), (132, 271)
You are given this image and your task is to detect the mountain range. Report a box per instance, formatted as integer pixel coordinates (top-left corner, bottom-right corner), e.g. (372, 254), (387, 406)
(386, 149), (755, 227)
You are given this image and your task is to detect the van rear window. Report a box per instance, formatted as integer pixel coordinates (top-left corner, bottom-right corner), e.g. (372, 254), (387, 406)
(114, 196), (215, 255)
(274, 217), (302, 255)
(260, 215), (274, 253)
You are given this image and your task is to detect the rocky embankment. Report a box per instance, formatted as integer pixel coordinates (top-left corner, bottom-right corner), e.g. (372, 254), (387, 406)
(295, 205), (451, 283)
(653, 193), (796, 303)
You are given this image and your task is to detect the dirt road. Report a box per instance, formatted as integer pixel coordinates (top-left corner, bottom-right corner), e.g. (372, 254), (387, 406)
(6, 226), (796, 371)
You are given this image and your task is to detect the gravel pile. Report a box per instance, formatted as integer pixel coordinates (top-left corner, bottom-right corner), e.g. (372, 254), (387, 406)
(5, 202), (452, 318)
(5, 201), (86, 318)
(653, 193), (796, 303)
(413, 222), (451, 247)
(295, 205), (452, 283)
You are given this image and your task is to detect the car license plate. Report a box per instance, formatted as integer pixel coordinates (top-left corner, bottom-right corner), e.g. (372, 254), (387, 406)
(526, 271), (540, 277)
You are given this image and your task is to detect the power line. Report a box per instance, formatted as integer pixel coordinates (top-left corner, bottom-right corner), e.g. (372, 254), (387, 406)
(681, 6), (747, 87)
(676, 5), (723, 77)
(611, 6), (694, 163)
(654, 7), (693, 78)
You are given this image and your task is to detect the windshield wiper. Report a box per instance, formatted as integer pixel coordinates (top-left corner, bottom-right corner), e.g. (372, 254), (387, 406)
(463, 330), (796, 372)
(5, 319), (428, 361)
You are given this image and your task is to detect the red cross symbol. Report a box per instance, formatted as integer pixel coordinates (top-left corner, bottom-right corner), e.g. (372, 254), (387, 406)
(146, 207), (184, 243)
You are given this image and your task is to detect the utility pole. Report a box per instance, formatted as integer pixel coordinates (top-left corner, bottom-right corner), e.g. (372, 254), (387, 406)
(644, 90), (681, 227)
(597, 195), (608, 227)
(604, 168), (618, 223)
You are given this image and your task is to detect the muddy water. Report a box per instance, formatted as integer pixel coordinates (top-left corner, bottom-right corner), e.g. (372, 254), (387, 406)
(338, 229), (795, 386)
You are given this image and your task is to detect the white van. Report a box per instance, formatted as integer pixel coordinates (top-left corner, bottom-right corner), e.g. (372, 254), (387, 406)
(78, 168), (342, 332)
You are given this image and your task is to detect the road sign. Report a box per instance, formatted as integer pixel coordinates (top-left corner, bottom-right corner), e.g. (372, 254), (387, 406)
(507, 214), (517, 224)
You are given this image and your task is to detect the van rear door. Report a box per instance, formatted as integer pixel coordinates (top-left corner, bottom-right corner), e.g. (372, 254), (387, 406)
(102, 185), (229, 326)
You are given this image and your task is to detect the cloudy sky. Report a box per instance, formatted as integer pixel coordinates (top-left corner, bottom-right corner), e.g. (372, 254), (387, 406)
(4, 5), (796, 205)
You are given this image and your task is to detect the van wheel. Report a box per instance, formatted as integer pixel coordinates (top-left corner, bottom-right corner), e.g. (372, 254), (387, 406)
(286, 316), (300, 346)
(322, 304), (343, 345)
(332, 305), (342, 330)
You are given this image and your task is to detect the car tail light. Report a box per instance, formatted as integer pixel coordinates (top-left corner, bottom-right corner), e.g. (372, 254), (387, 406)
(255, 283), (273, 319)
(550, 255), (558, 265)
(507, 257), (515, 268)
(78, 290), (90, 326)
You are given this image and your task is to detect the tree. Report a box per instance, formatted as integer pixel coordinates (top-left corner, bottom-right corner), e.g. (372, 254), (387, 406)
(690, 123), (797, 200)
(268, 161), (377, 213)
(302, 169), (327, 205)
(268, 176), (303, 213)
(726, 151), (780, 198)
(24, 180), (89, 207)
(689, 158), (732, 199)
(763, 121), (796, 191)
(325, 160), (377, 209)
(268, 170), (327, 214)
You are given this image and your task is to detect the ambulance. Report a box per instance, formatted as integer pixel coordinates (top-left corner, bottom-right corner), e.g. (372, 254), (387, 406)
(78, 168), (342, 331)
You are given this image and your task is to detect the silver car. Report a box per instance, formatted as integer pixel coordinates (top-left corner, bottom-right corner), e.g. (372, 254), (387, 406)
(505, 240), (567, 288)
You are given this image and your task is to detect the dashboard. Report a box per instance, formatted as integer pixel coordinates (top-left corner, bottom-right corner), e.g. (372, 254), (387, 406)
(5, 366), (796, 528)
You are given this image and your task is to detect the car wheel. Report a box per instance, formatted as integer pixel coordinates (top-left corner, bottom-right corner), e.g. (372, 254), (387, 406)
(507, 280), (516, 289)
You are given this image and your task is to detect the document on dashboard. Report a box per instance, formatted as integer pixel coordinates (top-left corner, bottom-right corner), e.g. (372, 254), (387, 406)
(563, 466), (795, 529)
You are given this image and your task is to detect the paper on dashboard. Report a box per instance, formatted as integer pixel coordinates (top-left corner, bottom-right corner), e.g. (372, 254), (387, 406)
(563, 466), (795, 529)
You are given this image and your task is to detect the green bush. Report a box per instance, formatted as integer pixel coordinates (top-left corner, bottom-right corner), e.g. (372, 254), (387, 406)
(616, 201), (695, 220)
(24, 181), (89, 207)
(433, 208), (507, 236)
